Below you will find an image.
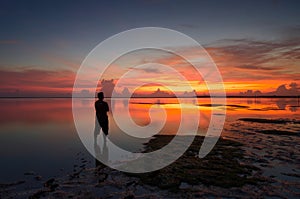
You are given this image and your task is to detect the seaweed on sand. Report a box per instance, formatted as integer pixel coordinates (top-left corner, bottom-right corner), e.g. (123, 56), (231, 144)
(239, 118), (300, 124)
(128, 135), (264, 190)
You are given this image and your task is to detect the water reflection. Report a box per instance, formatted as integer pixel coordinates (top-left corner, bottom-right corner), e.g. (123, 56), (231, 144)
(275, 98), (299, 112)
(0, 98), (73, 124)
(0, 98), (299, 181)
(87, 97), (300, 152)
(0, 98), (298, 128)
(94, 133), (108, 169)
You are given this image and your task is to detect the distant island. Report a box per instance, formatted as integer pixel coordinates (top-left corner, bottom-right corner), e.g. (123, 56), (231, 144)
(1, 79), (300, 98)
(238, 82), (300, 97)
(90, 79), (300, 98)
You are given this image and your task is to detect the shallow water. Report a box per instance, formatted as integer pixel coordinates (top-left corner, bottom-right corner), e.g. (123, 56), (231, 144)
(0, 97), (299, 183)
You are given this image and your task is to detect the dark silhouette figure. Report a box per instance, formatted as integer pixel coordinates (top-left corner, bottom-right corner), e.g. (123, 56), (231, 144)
(94, 92), (109, 139)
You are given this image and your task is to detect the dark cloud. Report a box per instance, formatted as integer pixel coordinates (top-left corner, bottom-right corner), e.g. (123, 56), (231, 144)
(235, 65), (282, 71)
(129, 67), (161, 74)
(206, 35), (300, 80)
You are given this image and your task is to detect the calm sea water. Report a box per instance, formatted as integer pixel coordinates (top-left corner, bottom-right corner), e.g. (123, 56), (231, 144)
(0, 98), (299, 182)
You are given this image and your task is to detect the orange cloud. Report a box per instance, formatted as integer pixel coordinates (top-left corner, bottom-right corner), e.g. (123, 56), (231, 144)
(130, 38), (300, 94)
(0, 68), (75, 97)
(1, 37), (299, 97)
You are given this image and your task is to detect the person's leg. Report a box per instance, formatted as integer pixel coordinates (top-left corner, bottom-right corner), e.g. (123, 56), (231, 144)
(100, 119), (109, 136)
(102, 124), (108, 136)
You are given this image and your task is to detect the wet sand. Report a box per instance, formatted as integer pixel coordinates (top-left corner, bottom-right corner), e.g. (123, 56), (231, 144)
(1, 136), (262, 198)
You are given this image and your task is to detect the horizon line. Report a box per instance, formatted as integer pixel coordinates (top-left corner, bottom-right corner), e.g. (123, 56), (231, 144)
(0, 95), (299, 99)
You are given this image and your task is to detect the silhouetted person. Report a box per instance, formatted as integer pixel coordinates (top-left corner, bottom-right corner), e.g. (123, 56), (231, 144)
(94, 92), (109, 139)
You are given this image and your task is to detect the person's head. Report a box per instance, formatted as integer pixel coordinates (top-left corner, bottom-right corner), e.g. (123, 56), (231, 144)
(97, 92), (104, 100)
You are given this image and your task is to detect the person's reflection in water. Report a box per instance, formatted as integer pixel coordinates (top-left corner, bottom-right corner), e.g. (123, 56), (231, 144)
(94, 134), (108, 169)
(94, 135), (109, 181)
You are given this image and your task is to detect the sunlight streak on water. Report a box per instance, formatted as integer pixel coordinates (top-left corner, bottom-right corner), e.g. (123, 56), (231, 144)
(0, 98), (299, 180)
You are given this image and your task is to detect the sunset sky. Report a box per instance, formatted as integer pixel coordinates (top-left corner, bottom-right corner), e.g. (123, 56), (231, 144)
(0, 0), (299, 97)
